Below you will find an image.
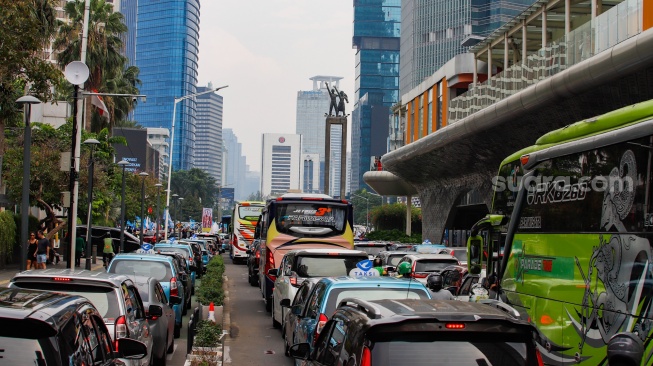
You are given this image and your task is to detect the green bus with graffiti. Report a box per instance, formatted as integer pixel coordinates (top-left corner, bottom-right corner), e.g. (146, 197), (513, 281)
(468, 100), (653, 365)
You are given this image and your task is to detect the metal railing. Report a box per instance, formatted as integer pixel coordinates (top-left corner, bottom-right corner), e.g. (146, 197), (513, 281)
(448, 0), (642, 123)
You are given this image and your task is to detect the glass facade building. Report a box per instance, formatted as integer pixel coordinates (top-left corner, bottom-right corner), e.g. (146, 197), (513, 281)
(400, 0), (536, 96)
(129, 0), (201, 171)
(351, 0), (401, 192)
(195, 86), (223, 186)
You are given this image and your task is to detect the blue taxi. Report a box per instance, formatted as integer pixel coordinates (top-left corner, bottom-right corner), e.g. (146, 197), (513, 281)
(154, 242), (198, 293)
(286, 276), (432, 355)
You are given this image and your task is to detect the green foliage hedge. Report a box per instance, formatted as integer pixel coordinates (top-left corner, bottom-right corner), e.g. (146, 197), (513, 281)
(0, 211), (17, 263)
(194, 320), (222, 347)
(365, 229), (423, 243)
(197, 255), (225, 306)
(369, 203), (422, 233)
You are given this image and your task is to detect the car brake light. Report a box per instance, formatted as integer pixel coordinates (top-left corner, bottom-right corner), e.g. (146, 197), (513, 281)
(445, 323), (465, 329)
(255, 251), (260, 260)
(52, 277), (72, 282)
(115, 315), (128, 346)
(361, 346), (372, 366)
(314, 313), (328, 344)
(290, 273), (298, 287)
(170, 277), (179, 297)
(412, 273), (428, 278)
(266, 249), (276, 281)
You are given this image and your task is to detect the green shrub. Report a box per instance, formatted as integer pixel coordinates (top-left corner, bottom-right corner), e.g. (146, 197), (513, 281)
(0, 211), (17, 263)
(193, 320), (222, 347)
(366, 229), (422, 243)
(197, 255), (225, 306)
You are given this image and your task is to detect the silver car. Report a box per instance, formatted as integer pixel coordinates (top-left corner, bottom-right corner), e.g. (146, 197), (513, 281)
(10, 269), (155, 366)
(129, 275), (180, 365)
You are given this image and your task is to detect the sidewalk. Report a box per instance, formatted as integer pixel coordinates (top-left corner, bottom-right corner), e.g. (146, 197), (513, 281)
(0, 260), (106, 286)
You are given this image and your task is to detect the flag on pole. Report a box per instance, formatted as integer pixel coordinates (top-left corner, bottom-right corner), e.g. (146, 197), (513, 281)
(91, 89), (109, 118)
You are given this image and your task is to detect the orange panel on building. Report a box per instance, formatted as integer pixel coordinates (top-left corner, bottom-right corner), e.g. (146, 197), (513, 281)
(413, 98), (420, 142)
(405, 102), (412, 144)
(645, 0), (653, 30)
(442, 79), (448, 127)
(422, 90), (429, 137)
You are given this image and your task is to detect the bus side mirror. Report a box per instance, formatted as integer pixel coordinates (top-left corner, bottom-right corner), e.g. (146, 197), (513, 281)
(467, 236), (483, 275)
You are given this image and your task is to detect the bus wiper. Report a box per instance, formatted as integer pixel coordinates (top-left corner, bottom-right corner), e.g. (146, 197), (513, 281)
(276, 241), (344, 250)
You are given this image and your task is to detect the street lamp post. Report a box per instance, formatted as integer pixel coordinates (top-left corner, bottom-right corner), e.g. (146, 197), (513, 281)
(351, 193), (369, 231)
(83, 138), (100, 270)
(154, 183), (162, 243)
(172, 193), (179, 239)
(117, 160), (129, 253)
(139, 172), (149, 247)
(164, 85), (229, 240)
(16, 96), (42, 271)
(177, 197), (184, 239)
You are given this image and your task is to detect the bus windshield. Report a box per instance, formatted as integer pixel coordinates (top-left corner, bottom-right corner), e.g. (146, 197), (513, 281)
(238, 206), (262, 220)
(275, 202), (348, 236)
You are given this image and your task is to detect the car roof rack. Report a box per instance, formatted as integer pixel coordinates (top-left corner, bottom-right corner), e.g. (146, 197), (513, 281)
(338, 297), (383, 319)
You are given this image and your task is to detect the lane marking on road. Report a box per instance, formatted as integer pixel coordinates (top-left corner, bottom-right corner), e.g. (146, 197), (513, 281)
(166, 344), (176, 360)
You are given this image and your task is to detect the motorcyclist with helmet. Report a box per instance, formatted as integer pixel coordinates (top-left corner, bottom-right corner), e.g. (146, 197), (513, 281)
(426, 273), (455, 300)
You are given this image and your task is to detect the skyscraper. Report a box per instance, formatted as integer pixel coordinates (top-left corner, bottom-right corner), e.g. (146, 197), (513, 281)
(127, 0), (201, 171)
(260, 134), (303, 197)
(295, 76), (343, 195)
(222, 128), (247, 200)
(195, 85), (224, 186)
(400, 0), (536, 96)
(351, 0), (401, 192)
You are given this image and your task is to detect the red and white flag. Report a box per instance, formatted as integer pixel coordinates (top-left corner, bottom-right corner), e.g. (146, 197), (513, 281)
(91, 89), (109, 119)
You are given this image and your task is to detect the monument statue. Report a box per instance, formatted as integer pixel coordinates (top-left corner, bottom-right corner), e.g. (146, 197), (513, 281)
(334, 86), (349, 117)
(326, 82), (338, 116)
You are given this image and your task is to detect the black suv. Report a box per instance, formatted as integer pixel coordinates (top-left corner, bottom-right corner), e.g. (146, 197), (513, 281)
(0, 288), (147, 365)
(289, 298), (542, 366)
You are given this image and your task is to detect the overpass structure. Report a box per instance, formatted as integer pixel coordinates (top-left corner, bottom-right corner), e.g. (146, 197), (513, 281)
(365, 0), (653, 243)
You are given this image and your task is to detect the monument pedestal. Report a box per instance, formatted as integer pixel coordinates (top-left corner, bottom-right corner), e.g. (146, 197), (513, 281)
(324, 116), (348, 199)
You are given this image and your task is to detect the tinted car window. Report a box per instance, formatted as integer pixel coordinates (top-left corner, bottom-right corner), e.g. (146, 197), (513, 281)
(110, 259), (173, 281)
(370, 340), (528, 366)
(414, 259), (459, 272)
(354, 245), (387, 257)
(325, 288), (429, 317)
(156, 246), (192, 259)
(0, 337), (58, 365)
(293, 255), (367, 277)
(15, 283), (120, 320)
(387, 254), (406, 266)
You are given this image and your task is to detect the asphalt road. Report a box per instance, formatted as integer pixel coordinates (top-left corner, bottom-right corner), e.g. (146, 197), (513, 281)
(223, 255), (294, 366)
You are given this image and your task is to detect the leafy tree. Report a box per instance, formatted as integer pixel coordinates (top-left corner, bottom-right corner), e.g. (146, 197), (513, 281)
(170, 168), (220, 220)
(0, 0), (62, 157)
(0, 211), (17, 268)
(370, 203), (422, 233)
(54, 0), (131, 132)
(349, 189), (383, 228)
(246, 191), (264, 201)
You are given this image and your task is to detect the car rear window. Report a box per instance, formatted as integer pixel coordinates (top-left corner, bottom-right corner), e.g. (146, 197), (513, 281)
(387, 254), (405, 266)
(11, 283), (120, 321)
(109, 260), (173, 282)
(155, 246), (191, 259)
(293, 255), (368, 277)
(370, 340), (530, 366)
(354, 245), (386, 257)
(326, 288), (429, 316)
(414, 259), (459, 273)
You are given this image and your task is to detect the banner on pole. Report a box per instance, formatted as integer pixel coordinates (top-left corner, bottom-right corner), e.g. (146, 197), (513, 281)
(202, 208), (213, 233)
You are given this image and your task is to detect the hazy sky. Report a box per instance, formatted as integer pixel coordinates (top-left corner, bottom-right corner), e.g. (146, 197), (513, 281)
(197, 1), (356, 171)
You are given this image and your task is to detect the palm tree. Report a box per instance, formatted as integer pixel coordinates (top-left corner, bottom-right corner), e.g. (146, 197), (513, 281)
(54, 0), (128, 132)
(97, 65), (141, 131)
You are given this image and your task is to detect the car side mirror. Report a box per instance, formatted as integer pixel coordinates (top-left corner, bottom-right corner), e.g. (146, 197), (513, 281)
(267, 268), (279, 277)
(168, 295), (182, 305)
(280, 298), (291, 308)
(116, 338), (148, 359)
(289, 343), (311, 360)
(148, 304), (163, 318)
(291, 304), (303, 316)
(246, 249), (252, 254)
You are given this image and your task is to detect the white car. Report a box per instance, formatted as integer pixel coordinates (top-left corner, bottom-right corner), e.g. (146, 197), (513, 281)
(269, 248), (369, 328)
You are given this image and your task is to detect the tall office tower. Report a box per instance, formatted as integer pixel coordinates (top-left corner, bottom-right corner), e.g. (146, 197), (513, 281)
(295, 76), (344, 195)
(399, 0), (536, 96)
(129, 0), (201, 171)
(195, 85), (224, 186)
(351, 0), (401, 192)
(261, 134), (302, 197)
(301, 154), (321, 194)
(222, 129), (245, 200)
(120, 0), (137, 66)
(244, 168), (261, 199)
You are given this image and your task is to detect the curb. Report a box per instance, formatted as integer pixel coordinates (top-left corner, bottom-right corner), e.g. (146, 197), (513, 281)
(222, 275), (230, 363)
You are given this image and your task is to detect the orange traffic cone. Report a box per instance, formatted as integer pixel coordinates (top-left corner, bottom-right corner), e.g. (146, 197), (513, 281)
(208, 302), (216, 322)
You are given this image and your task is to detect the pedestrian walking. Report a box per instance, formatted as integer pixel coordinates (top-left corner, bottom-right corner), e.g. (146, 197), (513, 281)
(75, 235), (85, 267)
(102, 233), (115, 269)
(26, 232), (38, 269)
(35, 230), (50, 269)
